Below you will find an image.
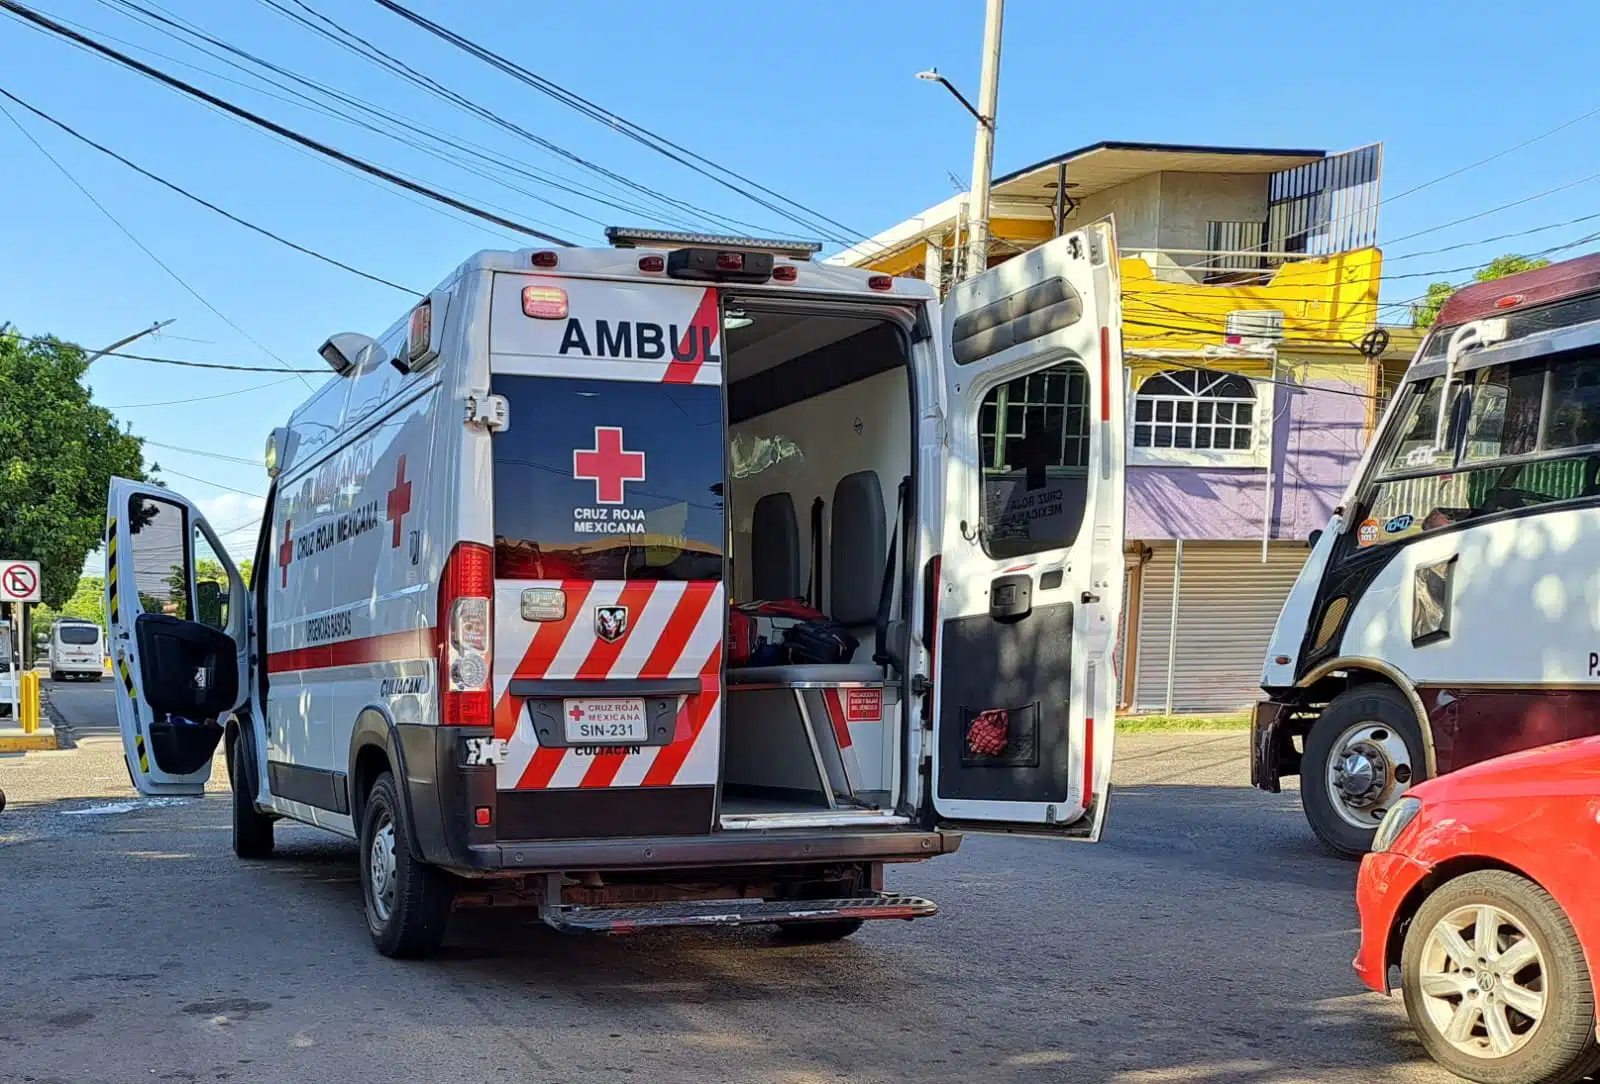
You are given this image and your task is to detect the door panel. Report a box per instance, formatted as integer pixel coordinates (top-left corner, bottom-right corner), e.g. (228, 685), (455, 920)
(105, 478), (249, 796)
(931, 222), (1125, 835)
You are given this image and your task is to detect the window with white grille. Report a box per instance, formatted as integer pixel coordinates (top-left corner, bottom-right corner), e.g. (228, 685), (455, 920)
(1131, 369), (1273, 467)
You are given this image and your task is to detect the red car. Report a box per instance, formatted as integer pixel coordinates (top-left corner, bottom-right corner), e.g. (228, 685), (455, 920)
(1354, 736), (1600, 1084)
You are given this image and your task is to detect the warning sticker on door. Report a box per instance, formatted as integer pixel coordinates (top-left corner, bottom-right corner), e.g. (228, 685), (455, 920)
(844, 688), (883, 722)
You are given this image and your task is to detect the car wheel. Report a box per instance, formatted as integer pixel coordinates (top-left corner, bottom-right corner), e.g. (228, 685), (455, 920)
(49, 670), (61, 683)
(774, 919), (865, 943)
(360, 771), (453, 959)
(230, 741), (274, 859)
(1402, 869), (1600, 1084)
(1301, 684), (1426, 858)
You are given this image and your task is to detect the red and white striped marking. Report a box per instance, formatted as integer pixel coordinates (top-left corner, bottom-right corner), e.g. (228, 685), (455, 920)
(492, 579), (723, 791)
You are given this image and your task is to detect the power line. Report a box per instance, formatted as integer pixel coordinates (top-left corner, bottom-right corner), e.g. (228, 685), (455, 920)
(262, 0), (759, 237)
(142, 439), (263, 466)
(1385, 103), (1600, 205)
(104, 376), (299, 408)
(0, 0), (575, 246)
(0, 85), (424, 295)
(1385, 169), (1600, 247)
(158, 465), (265, 498)
(370, 0), (866, 247)
(88, 0), (672, 235)
(4, 330), (325, 371)
(1128, 355), (1378, 401)
(0, 93), (313, 390)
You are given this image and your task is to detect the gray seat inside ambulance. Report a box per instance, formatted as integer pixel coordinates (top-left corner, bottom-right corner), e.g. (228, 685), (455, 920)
(728, 470), (895, 686)
(749, 492), (802, 601)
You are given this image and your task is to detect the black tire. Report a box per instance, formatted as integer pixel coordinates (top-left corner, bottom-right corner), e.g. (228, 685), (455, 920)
(230, 740), (274, 859)
(1401, 870), (1600, 1084)
(1301, 684), (1427, 859)
(774, 919), (865, 943)
(49, 670), (61, 683)
(359, 772), (453, 959)
(0, 788), (7, 814)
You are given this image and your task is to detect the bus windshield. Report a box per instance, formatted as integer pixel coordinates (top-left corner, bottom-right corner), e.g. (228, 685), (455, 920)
(1355, 347), (1600, 548)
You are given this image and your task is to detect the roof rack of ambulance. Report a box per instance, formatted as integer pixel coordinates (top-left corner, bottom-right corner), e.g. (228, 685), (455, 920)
(604, 226), (825, 262)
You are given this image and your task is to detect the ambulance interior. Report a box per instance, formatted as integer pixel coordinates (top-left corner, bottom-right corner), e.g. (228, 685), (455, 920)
(718, 303), (917, 826)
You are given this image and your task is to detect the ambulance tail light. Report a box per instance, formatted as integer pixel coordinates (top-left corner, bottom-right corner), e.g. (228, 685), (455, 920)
(439, 542), (493, 727)
(868, 275), (893, 292)
(637, 254), (665, 273)
(772, 264), (798, 283)
(531, 250), (559, 268)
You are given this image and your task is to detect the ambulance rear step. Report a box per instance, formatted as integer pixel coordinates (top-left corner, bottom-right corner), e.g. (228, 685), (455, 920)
(541, 893), (937, 934)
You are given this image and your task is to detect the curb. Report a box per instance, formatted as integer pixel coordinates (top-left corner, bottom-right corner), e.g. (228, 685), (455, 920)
(0, 730), (58, 754)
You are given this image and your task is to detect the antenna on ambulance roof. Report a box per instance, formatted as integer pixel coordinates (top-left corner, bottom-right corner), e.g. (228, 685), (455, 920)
(604, 226), (824, 261)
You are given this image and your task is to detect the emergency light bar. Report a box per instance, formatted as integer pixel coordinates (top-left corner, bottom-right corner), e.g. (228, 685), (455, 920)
(604, 226), (824, 261)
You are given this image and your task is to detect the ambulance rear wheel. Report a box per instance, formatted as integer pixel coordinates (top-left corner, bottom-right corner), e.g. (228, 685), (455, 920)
(230, 741), (274, 859)
(360, 771), (453, 959)
(774, 919), (865, 943)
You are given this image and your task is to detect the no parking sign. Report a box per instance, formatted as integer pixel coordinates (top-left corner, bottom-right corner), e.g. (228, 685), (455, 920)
(0, 561), (41, 604)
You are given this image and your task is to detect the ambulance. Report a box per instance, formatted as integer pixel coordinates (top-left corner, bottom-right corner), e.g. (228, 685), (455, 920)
(104, 224), (1127, 957)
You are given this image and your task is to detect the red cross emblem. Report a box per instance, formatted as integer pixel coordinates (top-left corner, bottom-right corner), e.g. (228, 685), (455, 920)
(278, 519), (294, 587)
(568, 704), (585, 722)
(573, 427), (645, 505)
(386, 455), (412, 548)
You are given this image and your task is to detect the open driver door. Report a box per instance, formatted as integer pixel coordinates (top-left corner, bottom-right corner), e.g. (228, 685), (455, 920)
(929, 220), (1125, 839)
(105, 477), (249, 796)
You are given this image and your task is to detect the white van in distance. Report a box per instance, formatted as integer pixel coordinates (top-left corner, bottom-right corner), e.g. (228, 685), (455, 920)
(49, 617), (105, 682)
(105, 225), (1127, 957)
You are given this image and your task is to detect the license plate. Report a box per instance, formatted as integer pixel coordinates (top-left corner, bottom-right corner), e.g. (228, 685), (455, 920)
(562, 698), (648, 744)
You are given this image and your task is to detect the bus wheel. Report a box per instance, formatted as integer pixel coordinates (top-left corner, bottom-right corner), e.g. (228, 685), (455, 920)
(1301, 684), (1427, 859)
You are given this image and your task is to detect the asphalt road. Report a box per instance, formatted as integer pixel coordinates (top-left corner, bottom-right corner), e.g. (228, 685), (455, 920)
(45, 671), (119, 738)
(0, 694), (1458, 1084)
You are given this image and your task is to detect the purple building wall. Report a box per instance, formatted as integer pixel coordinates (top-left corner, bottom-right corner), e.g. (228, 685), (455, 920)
(1124, 374), (1370, 541)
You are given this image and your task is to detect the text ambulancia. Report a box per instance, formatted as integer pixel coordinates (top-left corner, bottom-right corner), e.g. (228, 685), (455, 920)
(104, 225), (1128, 958)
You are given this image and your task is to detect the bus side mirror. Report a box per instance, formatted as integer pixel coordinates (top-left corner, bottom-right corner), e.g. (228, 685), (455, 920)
(1307, 529), (1323, 549)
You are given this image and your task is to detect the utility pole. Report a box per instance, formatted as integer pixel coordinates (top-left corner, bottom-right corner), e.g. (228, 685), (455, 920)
(964, 0), (1005, 279)
(85, 319), (175, 366)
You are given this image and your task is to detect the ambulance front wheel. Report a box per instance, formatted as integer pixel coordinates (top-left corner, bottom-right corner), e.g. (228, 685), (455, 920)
(230, 741), (274, 859)
(360, 771), (454, 959)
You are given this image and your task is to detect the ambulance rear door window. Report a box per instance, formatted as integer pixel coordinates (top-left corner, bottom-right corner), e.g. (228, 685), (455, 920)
(490, 375), (724, 581)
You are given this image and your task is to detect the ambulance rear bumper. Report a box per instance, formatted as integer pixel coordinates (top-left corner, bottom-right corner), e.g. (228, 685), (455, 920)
(454, 828), (961, 875)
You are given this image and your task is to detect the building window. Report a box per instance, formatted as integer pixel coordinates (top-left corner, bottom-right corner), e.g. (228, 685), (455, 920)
(1131, 369), (1273, 468)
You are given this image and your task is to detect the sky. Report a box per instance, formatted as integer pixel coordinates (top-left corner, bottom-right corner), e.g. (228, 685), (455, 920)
(1, 0), (1596, 570)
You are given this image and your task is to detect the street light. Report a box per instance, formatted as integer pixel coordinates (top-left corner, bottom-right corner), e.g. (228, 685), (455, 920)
(85, 318), (176, 365)
(915, 69), (992, 130)
(915, 0), (1005, 280)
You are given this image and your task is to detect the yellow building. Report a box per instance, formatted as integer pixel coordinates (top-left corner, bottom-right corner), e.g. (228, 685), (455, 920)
(832, 141), (1418, 714)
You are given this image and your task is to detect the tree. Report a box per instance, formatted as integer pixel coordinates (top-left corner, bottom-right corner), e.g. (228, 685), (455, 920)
(0, 330), (148, 606)
(1414, 254), (1552, 328)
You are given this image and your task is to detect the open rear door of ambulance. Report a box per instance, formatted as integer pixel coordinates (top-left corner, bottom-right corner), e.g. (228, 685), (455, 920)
(930, 221), (1125, 839)
(105, 477), (250, 796)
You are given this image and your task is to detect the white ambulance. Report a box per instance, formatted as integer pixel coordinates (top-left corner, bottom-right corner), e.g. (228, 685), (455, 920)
(104, 225), (1127, 957)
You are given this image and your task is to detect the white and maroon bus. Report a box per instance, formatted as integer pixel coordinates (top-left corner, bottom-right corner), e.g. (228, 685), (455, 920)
(1254, 252), (1600, 856)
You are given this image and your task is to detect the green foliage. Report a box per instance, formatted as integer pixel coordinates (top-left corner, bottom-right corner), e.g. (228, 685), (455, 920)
(1413, 254), (1553, 329)
(0, 329), (147, 606)
(33, 575), (107, 637)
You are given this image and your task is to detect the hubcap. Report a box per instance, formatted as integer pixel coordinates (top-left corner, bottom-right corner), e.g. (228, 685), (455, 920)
(1325, 722), (1414, 828)
(368, 815), (397, 924)
(1417, 903), (1547, 1060)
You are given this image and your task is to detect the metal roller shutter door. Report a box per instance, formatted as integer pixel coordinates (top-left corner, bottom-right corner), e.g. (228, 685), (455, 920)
(1169, 542), (1307, 714)
(1132, 545), (1175, 713)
